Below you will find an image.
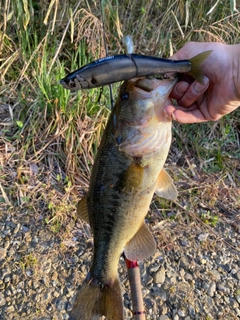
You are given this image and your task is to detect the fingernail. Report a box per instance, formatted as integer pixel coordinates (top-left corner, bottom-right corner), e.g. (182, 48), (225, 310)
(164, 108), (171, 120)
(193, 76), (209, 93)
(172, 112), (177, 121)
(164, 108), (177, 121)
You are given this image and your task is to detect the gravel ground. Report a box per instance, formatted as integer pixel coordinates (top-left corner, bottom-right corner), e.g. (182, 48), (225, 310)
(0, 192), (239, 320)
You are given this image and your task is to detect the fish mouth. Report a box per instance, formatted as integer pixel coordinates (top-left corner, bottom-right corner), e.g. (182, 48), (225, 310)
(130, 75), (178, 96)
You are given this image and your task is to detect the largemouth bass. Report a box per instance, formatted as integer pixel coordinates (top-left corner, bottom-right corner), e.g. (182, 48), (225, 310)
(69, 53), (211, 320)
(70, 76), (178, 320)
(60, 51), (212, 90)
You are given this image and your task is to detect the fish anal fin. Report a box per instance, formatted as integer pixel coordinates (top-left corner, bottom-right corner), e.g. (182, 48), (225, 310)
(124, 223), (156, 261)
(155, 168), (178, 201)
(77, 196), (89, 223)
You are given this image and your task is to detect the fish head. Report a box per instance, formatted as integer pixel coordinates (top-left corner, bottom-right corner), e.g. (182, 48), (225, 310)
(113, 75), (178, 157)
(115, 75), (177, 124)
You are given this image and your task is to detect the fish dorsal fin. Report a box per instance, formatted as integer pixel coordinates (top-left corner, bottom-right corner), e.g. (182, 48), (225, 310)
(77, 195), (89, 223)
(124, 223), (156, 261)
(155, 168), (178, 200)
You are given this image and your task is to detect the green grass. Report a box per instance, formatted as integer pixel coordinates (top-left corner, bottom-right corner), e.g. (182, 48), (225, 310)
(0, 0), (239, 229)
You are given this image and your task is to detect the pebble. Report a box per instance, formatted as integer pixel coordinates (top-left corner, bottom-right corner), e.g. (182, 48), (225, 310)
(153, 267), (165, 284)
(188, 304), (195, 317)
(177, 309), (186, 317)
(235, 271), (240, 280)
(159, 315), (170, 320)
(207, 282), (216, 297)
(160, 305), (168, 314)
(0, 248), (7, 260)
(216, 282), (230, 293)
(4, 305), (15, 313)
(0, 293), (6, 307)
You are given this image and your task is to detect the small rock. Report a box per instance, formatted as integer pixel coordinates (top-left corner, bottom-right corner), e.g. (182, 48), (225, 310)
(200, 258), (207, 265)
(153, 267), (165, 284)
(42, 261), (52, 274)
(188, 304), (195, 317)
(4, 305), (15, 313)
(13, 223), (20, 234)
(177, 309), (186, 317)
(184, 272), (193, 281)
(160, 305), (168, 315)
(206, 296), (214, 306)
(51, 271), (58, 281)
(145, 298), (154, 309)
(235, 271), (240, 280)
(156, 287), (167, 301)
(142, 272), (153, 285)
(0, 293), (6, 307)
(159, 315), (170, 320)
(207, 282), (216, 297)
(179, 268), (185, 278)
(0, 248), (7, 260)
(179, 257), (189, 269)
(180, 239), (188, 246)
(216, 282), (230, 293)
(198, 233), (209, 242)
(55, 299), (67, 311)
(4, 276), (11, 283)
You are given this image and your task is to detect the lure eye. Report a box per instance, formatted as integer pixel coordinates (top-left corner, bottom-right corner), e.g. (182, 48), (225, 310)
(69, 80), (76, 88)
(120, 92), (129, 101)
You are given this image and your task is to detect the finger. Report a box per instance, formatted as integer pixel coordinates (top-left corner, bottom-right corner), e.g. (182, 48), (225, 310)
(171, 109), (209, 123)
(177, 76), (209, 107)
(164, 105), (203, 123)
(164, 102), (210, 124)
(170, 81), (190, 100)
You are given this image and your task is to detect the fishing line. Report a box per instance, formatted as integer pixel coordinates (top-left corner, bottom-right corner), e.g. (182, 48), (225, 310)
(100, 0), (114, 109)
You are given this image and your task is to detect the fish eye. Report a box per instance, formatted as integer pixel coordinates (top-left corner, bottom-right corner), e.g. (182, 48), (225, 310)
(120, 92), (129, 101)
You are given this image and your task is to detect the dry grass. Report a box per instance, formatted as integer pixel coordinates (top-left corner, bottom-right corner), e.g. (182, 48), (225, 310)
(0, 0), (239, 250)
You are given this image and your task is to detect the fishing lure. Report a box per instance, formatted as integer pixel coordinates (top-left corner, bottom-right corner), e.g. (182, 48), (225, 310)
(60, 51), (212, 91)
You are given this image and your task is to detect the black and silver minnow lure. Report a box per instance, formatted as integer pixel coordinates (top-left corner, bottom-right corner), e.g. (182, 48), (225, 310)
(60, 51), (212, 91)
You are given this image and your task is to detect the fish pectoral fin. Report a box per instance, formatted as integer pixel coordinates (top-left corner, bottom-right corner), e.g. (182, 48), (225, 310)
(124, 222), (156, 261)
(155, 168), (178, 200)
(119, 163), (144, 194)
(77, 195), (90, 223)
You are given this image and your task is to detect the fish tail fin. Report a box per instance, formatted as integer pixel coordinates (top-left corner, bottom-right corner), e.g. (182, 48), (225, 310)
(69, 273), (124, 320)
(189, 50), (212, 84)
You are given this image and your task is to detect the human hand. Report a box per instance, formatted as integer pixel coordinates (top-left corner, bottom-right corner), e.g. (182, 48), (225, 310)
(164, 42), (240, 123)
